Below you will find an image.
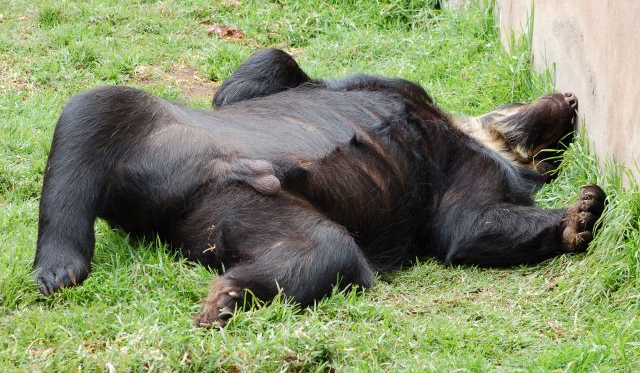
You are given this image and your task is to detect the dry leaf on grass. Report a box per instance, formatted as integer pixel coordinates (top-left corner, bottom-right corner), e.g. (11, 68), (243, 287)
(207, 24), (244, 40)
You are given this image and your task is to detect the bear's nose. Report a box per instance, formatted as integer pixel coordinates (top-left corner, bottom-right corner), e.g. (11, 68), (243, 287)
(564, 92), (578, 110)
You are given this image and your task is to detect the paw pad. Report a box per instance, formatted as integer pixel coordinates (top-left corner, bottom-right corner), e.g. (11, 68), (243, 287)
(562, 185), (606, 252)
(194, 280), (243, 328)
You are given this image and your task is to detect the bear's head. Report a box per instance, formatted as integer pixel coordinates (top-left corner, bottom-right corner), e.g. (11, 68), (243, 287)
(453, 93), (577, 178)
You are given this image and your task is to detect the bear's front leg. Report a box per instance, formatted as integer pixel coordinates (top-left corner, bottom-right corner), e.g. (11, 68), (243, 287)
(561, 185), (606, 252)
(438, 185), (606, 267)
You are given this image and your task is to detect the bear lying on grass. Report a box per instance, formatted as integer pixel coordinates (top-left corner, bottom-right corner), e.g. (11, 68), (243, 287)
(34, 49), (605, 327)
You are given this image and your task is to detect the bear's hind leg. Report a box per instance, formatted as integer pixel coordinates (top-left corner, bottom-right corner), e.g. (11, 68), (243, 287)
(193, 208), (374, 328)
(34, 87), (164, 294)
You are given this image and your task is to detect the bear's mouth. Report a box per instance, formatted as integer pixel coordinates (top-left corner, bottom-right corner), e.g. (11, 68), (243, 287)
(529, 92), (578, 156)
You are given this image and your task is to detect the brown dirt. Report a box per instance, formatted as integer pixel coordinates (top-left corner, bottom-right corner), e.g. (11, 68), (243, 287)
(132, 64), (219, 101)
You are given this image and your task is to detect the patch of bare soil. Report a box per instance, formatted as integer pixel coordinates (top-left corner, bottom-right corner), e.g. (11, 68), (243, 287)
(132, 64), (219, 101)
(0, 60), (33, 94)
(172, 66), (219, 100)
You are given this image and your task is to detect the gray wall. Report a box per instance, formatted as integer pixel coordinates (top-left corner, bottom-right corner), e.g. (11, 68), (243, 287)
(447, 0), (640, 175)
(477, 1), (640, 176)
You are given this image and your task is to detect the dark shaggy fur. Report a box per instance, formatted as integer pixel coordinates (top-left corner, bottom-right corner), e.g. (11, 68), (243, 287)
(33, 49), (605, 327)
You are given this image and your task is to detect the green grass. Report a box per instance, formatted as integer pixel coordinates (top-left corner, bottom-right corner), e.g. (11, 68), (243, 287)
(1, 0), (639, 371)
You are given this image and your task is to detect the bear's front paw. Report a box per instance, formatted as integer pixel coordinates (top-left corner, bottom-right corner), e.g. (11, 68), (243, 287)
(194, 277), (243, 328)
(34, 251), (90, 295)
(562, 185), (606, 252)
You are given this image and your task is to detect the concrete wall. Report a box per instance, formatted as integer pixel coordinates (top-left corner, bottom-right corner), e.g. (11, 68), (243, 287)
(494, 1), (640, 175)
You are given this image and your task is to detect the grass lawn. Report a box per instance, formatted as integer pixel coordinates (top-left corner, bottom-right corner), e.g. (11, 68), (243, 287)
(1, 0), (639, 371)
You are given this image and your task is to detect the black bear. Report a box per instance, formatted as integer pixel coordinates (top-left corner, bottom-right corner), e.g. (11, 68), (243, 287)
(33, 49), (605, 327)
